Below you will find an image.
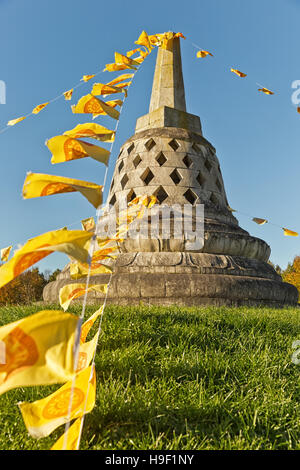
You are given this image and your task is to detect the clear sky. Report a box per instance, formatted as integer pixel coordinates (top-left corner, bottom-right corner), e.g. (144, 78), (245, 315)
(0, 0), (299, 273)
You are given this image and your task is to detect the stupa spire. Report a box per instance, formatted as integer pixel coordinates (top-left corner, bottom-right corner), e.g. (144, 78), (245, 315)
(149, 36), (186, 112)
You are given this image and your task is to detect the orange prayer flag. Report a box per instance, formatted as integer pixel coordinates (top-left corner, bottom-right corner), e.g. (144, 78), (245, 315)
(7, 116), (26, 126)
(23, 172), (103, 209)
(174, 32), (186, 39)
(32, 102), (49, 114)
(283, 228), (298, 237)
(71, 94), (121, 120)
(258, 87), (274, 95)
(197, 50), (213, 58)
(230, 68), (247, 78)
(64, 89), (73, 100)
(297, 106), (300, 114)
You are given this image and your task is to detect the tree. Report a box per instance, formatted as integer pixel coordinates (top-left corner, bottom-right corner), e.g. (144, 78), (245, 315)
(282, 256), (300, 302)
(0, 267), (47, 305)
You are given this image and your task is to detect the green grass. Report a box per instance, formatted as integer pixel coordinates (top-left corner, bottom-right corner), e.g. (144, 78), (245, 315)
(0, 304), (300, 450)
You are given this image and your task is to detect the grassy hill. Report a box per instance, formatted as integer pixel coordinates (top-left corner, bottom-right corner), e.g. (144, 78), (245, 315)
(0, 304), (300, 450)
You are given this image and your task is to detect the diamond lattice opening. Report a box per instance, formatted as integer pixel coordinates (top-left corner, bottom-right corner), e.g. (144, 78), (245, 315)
(141, 168), (155, 186)
(127, 189), (136, 203)
(183, 189), (197, 205)
(110, 179), (114, 190)
(133, 154), (142, 168)
(154, 186), (168, 204)
(183, 154), (193, 168)
(118, 160), (124, 173)
(196, 171), (206, 187)
(168, 139), (180, 151)
(118, 150), (123, 159)
(204, 159), (212, 172)
(191, 142), (201, 153)
(210, 192), (219, 205)
(121, 174), (129, 190)
(216, 178), (222, 191)
(170, 168), (182, 185)
(145, 138), (156, 151)
(156, 152), (167, 166)
(109, 194), (116, 206)
(127, 143), (134, 155)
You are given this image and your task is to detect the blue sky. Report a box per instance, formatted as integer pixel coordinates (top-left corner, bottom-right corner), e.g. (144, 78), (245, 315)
(0, 0), (299, 273)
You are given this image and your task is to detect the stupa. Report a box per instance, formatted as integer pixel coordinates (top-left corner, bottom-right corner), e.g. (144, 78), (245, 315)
(44, 35), (298, 306)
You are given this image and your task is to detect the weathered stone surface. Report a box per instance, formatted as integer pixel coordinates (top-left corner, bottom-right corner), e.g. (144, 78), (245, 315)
(43, 34), (298, 307)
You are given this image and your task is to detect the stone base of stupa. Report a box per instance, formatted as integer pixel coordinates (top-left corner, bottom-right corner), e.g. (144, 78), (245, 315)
(43, 251), (298, 307)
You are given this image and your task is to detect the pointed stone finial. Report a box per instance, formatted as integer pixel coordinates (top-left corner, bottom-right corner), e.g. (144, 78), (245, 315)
(149, 36), (186, 112)
(135, 36), (202, 134)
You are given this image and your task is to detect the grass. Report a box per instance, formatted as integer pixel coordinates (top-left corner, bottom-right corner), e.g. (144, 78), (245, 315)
(0, 303), (300, 450)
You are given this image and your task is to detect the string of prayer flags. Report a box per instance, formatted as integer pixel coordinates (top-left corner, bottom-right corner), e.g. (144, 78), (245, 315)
(80, 306), (104, 343)
(63, 123), (115, 142)
(59, 283), (108, 311)
(0, 245), (12, 262)
(46, 135), (110, 165)
(258, 87), (274, 95)
(252, 217), (268, 225)
(81, 217), (95, 232)
(19, 366), (96, 439)
(22, 172), (103, 209)
(197, 50), (213, 58)
(283, 228), (298, 237)
(231, 68), (247, 78)
(51, 418), (82, 451)
(0, 229), (92, 289)
(0, 310), (79, 395)
(63, 89), (73, 101)
(32, 102), (49, 114)
(71, 94), (121, 119)
(81, 74), (96, 82)
(7, 116), (26, 126)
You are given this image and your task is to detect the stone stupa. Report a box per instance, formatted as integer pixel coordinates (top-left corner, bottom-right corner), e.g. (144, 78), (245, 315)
(44, 35), (298, 306)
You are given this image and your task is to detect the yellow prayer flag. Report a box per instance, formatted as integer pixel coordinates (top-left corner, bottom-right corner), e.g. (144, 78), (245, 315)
(80, 306), (103, 343)
(91, 99), (123, 119)
(0, 229), (92, 289)
(127, 48), (142, 57)
(76, 333), (98, 372)
(7, 116), (26, 126)
(59, 283), (108, 311)
(231, 68), (247, 78)
(197, 50), (213, 58)
(69, 261), (112, 280)
(114, 52), (140, 68)
(63, 123), (115, 142)
(174, 32), (186, 39)
(32, 102), (49, 114)
(252, 217), (268, 225)
(23, 172), (103, 209)
(258, 87), (274, 95)
(1, 245), (12, 262)
(104, 63), (136, 72)
(297, 106), (300, 114)
(19, 366), (96, 439)
(283, 228), (298, 237)
(64, 89), (73, 101)
(71, 94), (121, 119)
(91, 82), (128, 98)
(81, 74), (96, 82)
(81, 217), (95, 232)
(51, 418), (82, 450)
(46, 135), (110, 165)
(0, 310), (79, 395)
(106, 74), (134, 87)
(135, 30), (153, 51)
